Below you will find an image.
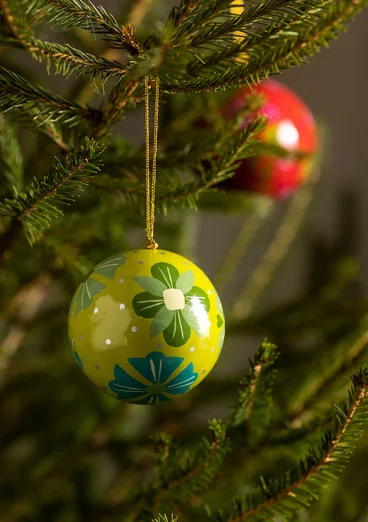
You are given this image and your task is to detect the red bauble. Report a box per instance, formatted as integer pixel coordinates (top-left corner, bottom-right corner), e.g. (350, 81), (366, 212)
(226, 80), (318, 199)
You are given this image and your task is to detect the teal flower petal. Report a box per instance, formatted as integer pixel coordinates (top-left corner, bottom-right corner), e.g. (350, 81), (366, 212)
(132, 292), (164, 319)
(73, 276), (106, 317)
(134, 276), (167, 296)
(109, 364), (147, 400)
(164, 310), (191, 347)
(151, 262), (179, 289)
(176, 270), (194, 294)
(128, 352), (183, 384)
(185, 286), (210, 313)
(165, 362), (198, 395)
(181, 306), (204, 338)
(150, 307), (175, 338)
(94, 255), (125, 279)
(73, 351), (83, 369)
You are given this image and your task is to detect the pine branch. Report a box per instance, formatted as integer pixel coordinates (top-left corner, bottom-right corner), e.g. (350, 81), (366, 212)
(286, 328), (368, 425)
(167, 0), (235, 44)
(187, 0), (323, 49)
(26, 0), (143, 54)
(233, 340), (278, 444)
(0, 116), (23, 197)
(0, 0), (127, 80)
(0, 66), (101, 127)
(149, 420), (230, 518)
(154, 115), (266, 211)
(215, 367), (368, 522)
(152, 516), (179, 522)
(0, 137), (103, 245)
(162, 0), (368, 93)
(185, 1), (326, 74)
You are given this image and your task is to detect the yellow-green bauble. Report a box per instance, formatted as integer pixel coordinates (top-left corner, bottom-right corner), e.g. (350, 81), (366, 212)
(68, 249), (225, 405)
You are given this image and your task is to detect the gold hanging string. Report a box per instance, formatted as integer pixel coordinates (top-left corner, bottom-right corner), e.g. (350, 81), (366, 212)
(144, 76), (160, 250)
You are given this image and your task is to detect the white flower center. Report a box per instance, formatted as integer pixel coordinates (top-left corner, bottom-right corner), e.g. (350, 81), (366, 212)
(163, 288), (185, 311)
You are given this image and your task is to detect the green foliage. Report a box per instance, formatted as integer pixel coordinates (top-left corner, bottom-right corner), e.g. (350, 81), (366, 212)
(0, 116), (23, 197)
(214, 367), (368, 522)
(233, 340), (278, 443)
(143, 420), (230, 519)
(26, 0), (143, 54)
(0, 137), (103, 244)
(0, 1), (367, 521)
(152, 516), (179, 522)
(0, 66), (100, 127)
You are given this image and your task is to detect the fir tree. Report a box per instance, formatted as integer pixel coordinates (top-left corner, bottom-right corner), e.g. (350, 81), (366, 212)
(0, 2), (367, 522)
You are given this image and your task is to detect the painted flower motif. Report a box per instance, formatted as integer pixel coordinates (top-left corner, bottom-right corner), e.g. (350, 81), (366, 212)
(72, 255), (125, 317)
(73, 351), (84, 369)
(132, 262), (210, 347)
(109, 351), (198, 404)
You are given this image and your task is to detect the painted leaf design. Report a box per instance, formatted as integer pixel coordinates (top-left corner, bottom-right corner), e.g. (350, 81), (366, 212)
(176, 270), (194, 294)
(181, 305), (204, 337)
(150, 307), (175, 338)
(151, 262), (179, 289)
(219, 326), (225, 351)
(164, 310), (191, 347)
(94, 255), (126, 279)
(132, 292), (164, 319)
(73, 277), (106, 317)
(134, 276), (167, 296)
(185, 286), (210, 313)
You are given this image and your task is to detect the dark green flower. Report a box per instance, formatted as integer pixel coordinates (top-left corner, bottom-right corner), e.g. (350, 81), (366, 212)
(132, 262), (210, 347)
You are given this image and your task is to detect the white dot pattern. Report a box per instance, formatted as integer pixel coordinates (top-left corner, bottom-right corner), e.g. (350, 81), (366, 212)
(120, 303), (125, 310)
(132, 326), (138, 333)
(94, 307), (98, 314)
(106, 339), (112, 345)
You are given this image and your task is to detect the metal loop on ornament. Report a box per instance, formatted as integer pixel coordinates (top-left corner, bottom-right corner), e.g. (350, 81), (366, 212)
(146, 239), (158, 250)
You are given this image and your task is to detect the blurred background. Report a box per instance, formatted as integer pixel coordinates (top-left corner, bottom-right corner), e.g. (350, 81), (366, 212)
(1, 1), (368, 521)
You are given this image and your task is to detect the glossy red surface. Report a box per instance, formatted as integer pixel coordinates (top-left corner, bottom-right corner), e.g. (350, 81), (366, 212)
(226, 80), (318, 199)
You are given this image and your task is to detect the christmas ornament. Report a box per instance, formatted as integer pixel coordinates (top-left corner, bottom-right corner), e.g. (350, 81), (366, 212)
(68, 78), (225, 404)
(230, 0), (248, 64)
(226, 79), (318, 199)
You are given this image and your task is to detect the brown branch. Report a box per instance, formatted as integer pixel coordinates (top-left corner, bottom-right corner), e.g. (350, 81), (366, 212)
(151, 434), (224, 517)
(18, 157), (90, 221)
(288, 331), (368, 425)
(93, 81), (140, 139)
(230, 382), (368, 522)
(165, 2), (367, 94)
(42, 0), (143, 55)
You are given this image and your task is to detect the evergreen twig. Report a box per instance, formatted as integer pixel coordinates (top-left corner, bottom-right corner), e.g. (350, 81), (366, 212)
(0, 0), (127, 80)
(149, 420), (230, 518)
(216, 367), (368, 521)
(0, 138), (103, 244)
(233, 340), (278, 443)
(26, 0), (143, 54)
(0, 66), (101, 128)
